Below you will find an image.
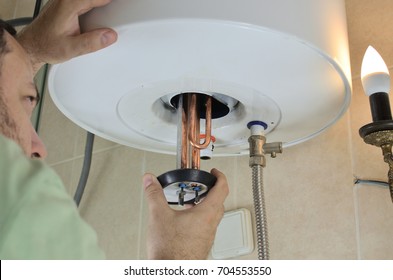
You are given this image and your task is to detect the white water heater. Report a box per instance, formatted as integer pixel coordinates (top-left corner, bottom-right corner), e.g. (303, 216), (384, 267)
(48, 0), (351, 154)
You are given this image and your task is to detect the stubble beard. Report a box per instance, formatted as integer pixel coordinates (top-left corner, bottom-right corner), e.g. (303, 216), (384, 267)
(0, 92), (24, 148)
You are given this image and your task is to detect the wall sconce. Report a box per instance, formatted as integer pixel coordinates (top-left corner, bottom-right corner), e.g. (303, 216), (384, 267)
(359, 46), (393, 202)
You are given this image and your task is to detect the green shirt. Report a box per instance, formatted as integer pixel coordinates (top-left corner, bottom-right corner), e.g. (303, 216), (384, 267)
(0, 135), (105, 259)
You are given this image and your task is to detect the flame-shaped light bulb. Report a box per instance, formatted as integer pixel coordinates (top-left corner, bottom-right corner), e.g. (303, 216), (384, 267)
(361, 46), (390, 95)
(361, 46), (392, 121)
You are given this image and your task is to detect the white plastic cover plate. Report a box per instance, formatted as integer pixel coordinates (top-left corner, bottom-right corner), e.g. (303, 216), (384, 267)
(211, 208), (254, 259)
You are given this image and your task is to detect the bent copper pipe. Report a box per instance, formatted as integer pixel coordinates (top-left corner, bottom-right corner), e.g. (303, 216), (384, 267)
(189, 95), (212, 150)
(179, 93), (213, 170)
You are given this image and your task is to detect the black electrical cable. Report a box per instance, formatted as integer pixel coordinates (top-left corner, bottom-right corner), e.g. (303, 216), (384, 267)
(6, 17), (33, 27)
(33, 0), (42, 18)
(74, 132), (95, 207)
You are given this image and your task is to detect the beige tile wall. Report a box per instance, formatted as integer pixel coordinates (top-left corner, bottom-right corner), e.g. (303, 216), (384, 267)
(3, 0), (393, 259)
(0, 1), (16, 19)
(0, 0), (35, 19)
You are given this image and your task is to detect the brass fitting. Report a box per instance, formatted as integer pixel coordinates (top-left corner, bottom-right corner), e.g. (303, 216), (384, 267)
(248, 135), (266, 167)
(264, 142), (283, 158)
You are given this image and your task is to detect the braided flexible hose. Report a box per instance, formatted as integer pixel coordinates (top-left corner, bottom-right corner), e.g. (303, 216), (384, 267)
(252, 165), (269, 260)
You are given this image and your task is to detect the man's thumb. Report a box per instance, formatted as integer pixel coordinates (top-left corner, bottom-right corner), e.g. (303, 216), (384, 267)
(73, 29), (117, 57)
(142, 173), (168, 210)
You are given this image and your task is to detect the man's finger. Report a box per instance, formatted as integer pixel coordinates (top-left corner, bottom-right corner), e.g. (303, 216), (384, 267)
(63, 0), (114, 15)
(70, 28), (117, 58)
(142, 173), (170, 212)
(198, 168), (229, 208)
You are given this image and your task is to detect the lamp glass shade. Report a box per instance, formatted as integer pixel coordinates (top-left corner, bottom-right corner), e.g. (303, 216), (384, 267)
(361, 46), (390, 96)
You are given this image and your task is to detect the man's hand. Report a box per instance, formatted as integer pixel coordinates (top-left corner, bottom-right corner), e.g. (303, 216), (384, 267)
(17, 0), (118, 74)
(143, 168), (229, 260)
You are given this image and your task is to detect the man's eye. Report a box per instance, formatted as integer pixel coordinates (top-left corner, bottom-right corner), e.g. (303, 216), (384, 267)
(26, 96), (36, 104)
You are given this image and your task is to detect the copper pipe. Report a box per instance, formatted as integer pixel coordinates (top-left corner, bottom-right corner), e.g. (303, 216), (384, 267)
(180, 95), (190, 169)
(188, 93), (197, 148)
(189, 96), (212, 150)
(178, 93), (214, 170)
(192, 110), (201, 169)
(188, 94), (200, 169)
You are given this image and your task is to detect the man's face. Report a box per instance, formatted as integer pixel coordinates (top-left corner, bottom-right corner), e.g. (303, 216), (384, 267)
(0, 32), (47, 158)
